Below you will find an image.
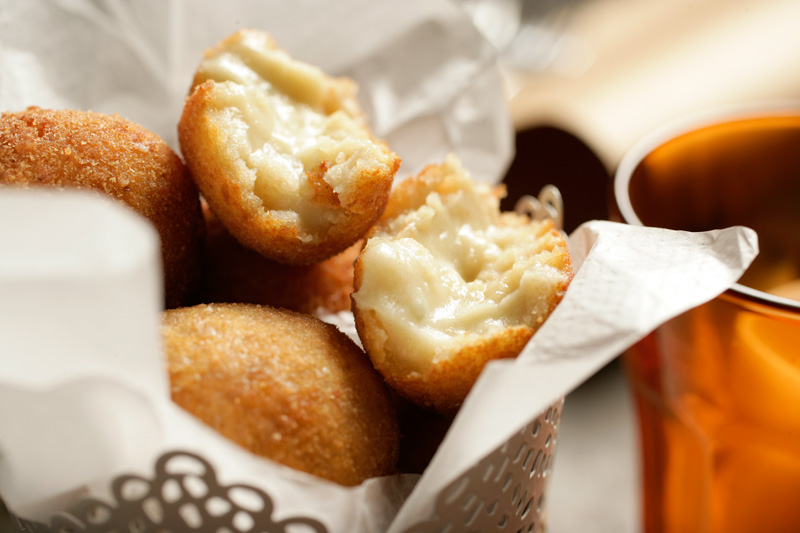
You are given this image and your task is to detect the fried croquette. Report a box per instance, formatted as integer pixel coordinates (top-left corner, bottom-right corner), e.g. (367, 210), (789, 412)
(0, 107), (204, 308)
(178, 29), (400, 265)
(162, 303), (400, 486)
(196, 201), (359, 314)
(351, 155), (573, 415)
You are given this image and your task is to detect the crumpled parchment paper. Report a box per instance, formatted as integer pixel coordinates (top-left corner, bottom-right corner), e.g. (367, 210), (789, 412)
(0, 1), (759, 531)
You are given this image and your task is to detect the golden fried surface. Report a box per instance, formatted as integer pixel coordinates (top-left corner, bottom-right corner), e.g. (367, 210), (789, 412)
(0, 107), (205, 308)
(162, 303), (400, 486)
(352, 156), (573, 415)
(196, 202), (359, 314)
(178, 29), (399, 265)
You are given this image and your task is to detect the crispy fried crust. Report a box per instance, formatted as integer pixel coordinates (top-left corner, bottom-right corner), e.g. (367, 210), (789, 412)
(352, 254), (537, 415)
(0, 107), (204, 308)
(162, 303), (400, 486)
(353, 300), (535, 415)
(196, 201), (360, 313)
(178, 29), (399, 265)
(377, 159), (505, 225)
(352, 158), (573, 415)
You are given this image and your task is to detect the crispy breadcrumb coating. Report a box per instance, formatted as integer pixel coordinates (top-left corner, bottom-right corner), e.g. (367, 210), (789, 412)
(179, 29), (399, 265)
(163, 303), (400, 486)
(352, 155), (573, 414)
(196, 201), (359, 313)
(0, 107), (204, 308)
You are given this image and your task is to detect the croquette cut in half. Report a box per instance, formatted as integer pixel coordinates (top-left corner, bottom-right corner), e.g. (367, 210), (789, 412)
(162, 303), (400, 486)
(351, 155), (574, 415)
(0, 107), (205, 308)
(178, 29), (400, 265)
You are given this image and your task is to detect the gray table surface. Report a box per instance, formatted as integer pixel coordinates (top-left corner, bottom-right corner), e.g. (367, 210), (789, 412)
(548, 358), (639, 533)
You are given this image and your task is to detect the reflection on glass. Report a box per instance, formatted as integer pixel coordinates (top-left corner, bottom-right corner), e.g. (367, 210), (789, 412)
(615, 112), (800, 533)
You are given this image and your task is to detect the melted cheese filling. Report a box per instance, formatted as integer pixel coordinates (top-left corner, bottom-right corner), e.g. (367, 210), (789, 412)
(197, 33), (389, 235)
(353, 160), (569, 368)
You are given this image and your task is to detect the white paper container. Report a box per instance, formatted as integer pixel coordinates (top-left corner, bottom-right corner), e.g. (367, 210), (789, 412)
(0, 2), (760, 532)
(0, 191), (758, 533)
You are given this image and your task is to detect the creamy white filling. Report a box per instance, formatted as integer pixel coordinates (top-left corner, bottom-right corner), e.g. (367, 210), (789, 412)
(197, 32), (388, 234)
(353, 159), (568, 368)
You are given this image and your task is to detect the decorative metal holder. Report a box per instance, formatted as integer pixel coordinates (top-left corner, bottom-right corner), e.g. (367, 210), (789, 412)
(404, 401), (562, 533)
(11, 401), (562, 533)
(514, 186), (564, 231)
(8, 186), (566, 533)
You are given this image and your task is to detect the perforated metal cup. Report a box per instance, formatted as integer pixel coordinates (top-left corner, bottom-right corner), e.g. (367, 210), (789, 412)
(9, 186), (566, 533)
(403, 400), (563, 533)
(9, 400), (562, 533)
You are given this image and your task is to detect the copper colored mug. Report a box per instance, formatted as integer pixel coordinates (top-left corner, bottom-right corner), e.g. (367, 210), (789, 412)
(612, 105), (800, 533)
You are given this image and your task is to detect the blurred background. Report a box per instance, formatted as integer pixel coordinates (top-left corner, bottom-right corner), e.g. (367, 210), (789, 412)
(3, 0), (800, 531)
(465, 0), (800, 231)
(460, 0), (800, 531)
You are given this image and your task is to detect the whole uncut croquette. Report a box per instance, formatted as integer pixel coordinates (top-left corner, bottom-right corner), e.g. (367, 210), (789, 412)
(0, 107), (205, 308)
(162, 303), (400, 486)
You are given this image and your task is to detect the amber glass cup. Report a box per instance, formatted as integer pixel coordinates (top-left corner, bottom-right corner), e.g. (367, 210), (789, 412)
(612, 106), (800, 533)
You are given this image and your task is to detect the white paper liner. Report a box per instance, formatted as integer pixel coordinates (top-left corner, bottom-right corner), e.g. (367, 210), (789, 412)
(0, 1), (760, 531)
(0, 0), (512, 185)
(389, 221), (759, 529)
(0, 191), (758, 531)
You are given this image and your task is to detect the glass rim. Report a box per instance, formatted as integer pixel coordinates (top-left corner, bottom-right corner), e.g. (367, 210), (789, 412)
(613, 100), (800, 314)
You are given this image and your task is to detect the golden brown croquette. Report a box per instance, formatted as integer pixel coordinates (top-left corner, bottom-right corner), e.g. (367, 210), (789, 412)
(351, 155), (573, 415)
(196, 201), (359, 314)
(0, 107), (205, 308)
(178, 29), (399, 265)
(162, 303), (401, 486)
